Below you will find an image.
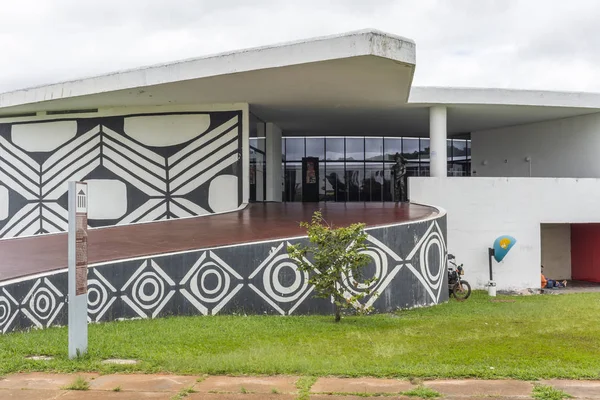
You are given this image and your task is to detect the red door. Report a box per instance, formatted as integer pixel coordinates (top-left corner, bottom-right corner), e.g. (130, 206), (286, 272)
(571, 224), (600, 282)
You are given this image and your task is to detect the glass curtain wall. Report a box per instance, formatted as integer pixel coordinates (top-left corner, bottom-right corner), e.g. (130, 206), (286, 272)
(282, 136), (471, 202)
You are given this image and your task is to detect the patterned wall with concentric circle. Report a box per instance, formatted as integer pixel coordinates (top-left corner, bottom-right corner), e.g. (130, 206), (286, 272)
(0, 214), (447, 334)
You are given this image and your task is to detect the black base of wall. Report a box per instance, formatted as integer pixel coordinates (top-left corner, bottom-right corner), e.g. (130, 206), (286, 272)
(0, 215), (448, 334)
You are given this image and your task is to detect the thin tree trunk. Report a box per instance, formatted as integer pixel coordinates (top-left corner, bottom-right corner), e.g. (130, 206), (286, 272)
(334, 301), (341, 322)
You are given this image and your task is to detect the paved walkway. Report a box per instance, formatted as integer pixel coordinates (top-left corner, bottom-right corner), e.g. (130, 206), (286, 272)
(0, 373), (599, 399)
(542, 280), (600, 295)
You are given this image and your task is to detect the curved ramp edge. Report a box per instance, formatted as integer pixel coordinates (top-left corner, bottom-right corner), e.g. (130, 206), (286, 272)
(0, 205), (448, 334)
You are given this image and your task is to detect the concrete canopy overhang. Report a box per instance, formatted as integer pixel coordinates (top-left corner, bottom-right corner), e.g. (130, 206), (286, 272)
(0, 29), (416, 135)
(3, 29), (600, 136)
(266, 86), (600, 137)
(407, 87), (600, 136)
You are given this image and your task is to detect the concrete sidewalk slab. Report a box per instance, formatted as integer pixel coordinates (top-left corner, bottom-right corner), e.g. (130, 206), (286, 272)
(311, 377), (413, 394)
(0, 373), (99, 391)
(311, 396), (412, 400)
(542, 380), (600, 399)
(89, 374), (198, 392)
(0, 389), (64, 399)
(194, 376), (299, 394)
(444, 398), (529, 400)
(189, 394), (296, 400)
(61, 391), (171, 399)
(5, 374), (600, 399)
(424, 379), (534, 397)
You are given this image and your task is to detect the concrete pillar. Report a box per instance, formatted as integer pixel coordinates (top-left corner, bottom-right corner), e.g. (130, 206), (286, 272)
(429, 106), (447, 177)
(266, 122), (282, 202)
(255, 123), (266, 202)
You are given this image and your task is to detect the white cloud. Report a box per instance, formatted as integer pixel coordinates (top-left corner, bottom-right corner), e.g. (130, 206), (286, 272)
(1, 0), (599, 93)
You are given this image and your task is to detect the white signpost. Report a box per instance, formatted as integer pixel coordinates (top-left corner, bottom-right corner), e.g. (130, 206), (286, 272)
(68, 181), (88, 359)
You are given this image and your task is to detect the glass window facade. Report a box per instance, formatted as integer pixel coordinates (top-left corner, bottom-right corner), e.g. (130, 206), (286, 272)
(345, 138), (364, 161)
(276, 136), (471, 203)
(325, 138), (344, 161)
(448, 139), (471, 177)
(384, 138), (402, 161)
(365, 138), (383, 161)
(285, 138), (305, 162)
(306, 137), (325, 159)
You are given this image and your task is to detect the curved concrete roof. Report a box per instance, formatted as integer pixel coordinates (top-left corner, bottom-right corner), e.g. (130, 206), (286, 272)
(0, 29), (415, 113)
(1, 29), (599, 135)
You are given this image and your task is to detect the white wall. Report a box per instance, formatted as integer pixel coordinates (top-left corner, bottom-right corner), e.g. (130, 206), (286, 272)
(540, 224), (571, 280)
(410, 177), (600, 290)
(472, 112), (600, 178)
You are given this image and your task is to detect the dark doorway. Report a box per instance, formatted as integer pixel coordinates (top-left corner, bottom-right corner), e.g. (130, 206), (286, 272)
(302, 157), (319, 202)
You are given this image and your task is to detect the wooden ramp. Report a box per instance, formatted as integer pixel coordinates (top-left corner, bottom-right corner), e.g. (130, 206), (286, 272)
(0, 202), (437, 282)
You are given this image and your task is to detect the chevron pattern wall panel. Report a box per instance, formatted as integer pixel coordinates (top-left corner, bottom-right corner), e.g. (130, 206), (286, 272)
(0, 214), (448, 334)
(0, 111), (243, 239)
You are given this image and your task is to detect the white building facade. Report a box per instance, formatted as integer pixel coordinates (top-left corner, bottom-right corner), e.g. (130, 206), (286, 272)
(2, 30), (600, 290)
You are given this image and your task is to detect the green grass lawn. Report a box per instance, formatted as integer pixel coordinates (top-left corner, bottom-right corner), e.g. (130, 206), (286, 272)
(1, 291), (599, 380)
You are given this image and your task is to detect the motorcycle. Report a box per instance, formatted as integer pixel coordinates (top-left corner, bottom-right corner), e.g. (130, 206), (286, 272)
(447, 254), (471, 301)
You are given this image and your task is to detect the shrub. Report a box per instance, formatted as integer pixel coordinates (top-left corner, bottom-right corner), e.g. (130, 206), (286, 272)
(288, 211), (374, 322)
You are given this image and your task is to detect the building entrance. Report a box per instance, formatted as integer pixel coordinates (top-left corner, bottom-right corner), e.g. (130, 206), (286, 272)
(282, 136), (471, 203)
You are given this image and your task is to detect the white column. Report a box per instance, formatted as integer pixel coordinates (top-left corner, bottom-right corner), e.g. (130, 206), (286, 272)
(266, 122), (282, 202)
(255, 123), (266, 202)
(429, 106), (447, 177)
(242, 104), (250, 205)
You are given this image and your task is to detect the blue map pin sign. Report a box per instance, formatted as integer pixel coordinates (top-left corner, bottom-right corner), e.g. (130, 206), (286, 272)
(493, 235), (516, 263)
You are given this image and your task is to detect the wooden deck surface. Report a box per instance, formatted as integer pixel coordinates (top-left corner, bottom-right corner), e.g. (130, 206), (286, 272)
(0, 202), (437, 282)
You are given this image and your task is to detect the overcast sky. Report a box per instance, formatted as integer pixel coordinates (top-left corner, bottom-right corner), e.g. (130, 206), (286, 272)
(1, 0), (599, 93)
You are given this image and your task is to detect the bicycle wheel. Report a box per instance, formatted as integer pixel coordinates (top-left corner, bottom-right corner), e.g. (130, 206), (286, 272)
(452, 280), (471, 301)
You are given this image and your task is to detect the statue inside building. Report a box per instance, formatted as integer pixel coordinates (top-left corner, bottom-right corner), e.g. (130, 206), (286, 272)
(391, 152), (408, 203)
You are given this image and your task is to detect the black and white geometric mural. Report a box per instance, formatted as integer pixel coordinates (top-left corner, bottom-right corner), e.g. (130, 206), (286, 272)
(0, 111), (243, 238)
(0, 215), (447, 334)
